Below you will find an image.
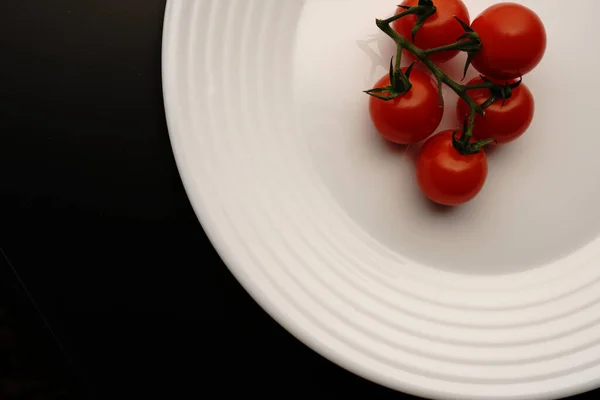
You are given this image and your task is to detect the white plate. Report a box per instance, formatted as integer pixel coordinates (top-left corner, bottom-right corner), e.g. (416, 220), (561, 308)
(162, 1), (600, 398)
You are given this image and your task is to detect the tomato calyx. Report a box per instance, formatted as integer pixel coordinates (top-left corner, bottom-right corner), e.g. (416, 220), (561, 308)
(452, 113), (496, 155)
(364, 55), (416, 101)
(465, 76), (523, 109)
(483, 76), (522, 109)
(423, 17), (481, 79)
(452, 132), (495, 155)
(381, 0), (437, 41)
(398, 0), (437, 41)
(455, 18), (481, 80)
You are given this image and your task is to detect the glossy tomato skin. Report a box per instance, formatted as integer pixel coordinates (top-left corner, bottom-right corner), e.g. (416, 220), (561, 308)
(417, 130), (488, 206)
(369, 68), (443, 145)
(456, 77), (535, 144)
(471, 3), (547, 80)
(393, 0), (470, 63)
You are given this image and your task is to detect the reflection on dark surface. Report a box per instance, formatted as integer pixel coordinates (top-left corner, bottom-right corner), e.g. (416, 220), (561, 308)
(1, 252), (86, 400)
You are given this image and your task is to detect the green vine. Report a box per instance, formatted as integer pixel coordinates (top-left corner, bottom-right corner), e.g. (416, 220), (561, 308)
(364, 2), (518, 155)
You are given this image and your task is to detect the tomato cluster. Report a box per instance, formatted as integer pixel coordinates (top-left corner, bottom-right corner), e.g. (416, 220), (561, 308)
(367, 0), (546, 206)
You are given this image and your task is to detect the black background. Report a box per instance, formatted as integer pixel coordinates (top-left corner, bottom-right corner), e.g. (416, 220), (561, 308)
(0, 1), (593, 399)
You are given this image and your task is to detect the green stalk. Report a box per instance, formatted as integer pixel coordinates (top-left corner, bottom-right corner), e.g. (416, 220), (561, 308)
(375, 19), (481, 114)
(368, 12), (513, 155)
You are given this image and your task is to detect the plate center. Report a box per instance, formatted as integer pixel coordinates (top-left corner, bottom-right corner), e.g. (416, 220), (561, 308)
(293, 0), (600, 275)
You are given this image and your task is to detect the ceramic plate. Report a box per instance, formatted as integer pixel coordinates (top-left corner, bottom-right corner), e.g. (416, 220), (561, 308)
(162, 1), (600, 398)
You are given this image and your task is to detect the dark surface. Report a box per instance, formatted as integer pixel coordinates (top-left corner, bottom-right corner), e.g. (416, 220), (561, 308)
(0, 1), (592, 399)
(0, 0), (409, 398)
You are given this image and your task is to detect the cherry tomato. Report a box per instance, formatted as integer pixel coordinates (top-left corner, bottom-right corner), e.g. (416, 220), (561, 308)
(392, 0), (470, 63)
(416, 130), (488, 206)
(369, 68), (443, 145)
(471, 3), (547, 80)
(456, 77), (534, 144)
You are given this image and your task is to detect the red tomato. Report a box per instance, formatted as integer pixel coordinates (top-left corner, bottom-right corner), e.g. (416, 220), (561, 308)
(369, 68), (443, 144)
(456, 77), (535, 144)
(471, 3), (547, 80)
(392, 0), (470, 63)
(416, 130), (488, 206)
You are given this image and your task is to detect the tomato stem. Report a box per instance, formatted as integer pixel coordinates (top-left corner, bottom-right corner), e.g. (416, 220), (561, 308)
(423, 42), (463, 55)
(370, 10), (511, 155)
(395, 41), (403, 71)
(463, 83), (493, 90)
(375, 19), (482, 113)
(363, 38), (413, 100)
(423, 36), (479, 56)
(452, 108), (495, 154)
(463, 108), (476, 146)
(380, 7), (419, 25)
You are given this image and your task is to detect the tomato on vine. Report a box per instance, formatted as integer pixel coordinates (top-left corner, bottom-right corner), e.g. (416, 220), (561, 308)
(367, 66), (443, 145)
(366, 1), (545, 206)
(392, 0), (470, 63)
(416, 130), (489, 206)
(457, 77), (535, 144)
(470, 3), (547, 80)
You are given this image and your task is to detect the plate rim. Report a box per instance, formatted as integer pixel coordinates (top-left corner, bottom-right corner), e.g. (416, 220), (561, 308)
(160, 1), (600, 399)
